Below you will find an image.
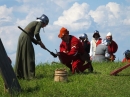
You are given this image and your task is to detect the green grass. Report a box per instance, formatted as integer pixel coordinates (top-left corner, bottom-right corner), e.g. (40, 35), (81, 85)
(0, 62), (130, 97)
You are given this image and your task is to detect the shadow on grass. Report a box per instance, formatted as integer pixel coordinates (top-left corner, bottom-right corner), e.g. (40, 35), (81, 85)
(82, 71), (102, 75)
(35, 74), (44, 79)
(21, 85), (40, 93)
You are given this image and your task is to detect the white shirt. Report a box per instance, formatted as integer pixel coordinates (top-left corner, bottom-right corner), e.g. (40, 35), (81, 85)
(90, 38), (102, 57)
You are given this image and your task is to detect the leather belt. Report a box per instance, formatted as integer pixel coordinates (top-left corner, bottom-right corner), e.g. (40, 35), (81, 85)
(95, 54), (104, 55)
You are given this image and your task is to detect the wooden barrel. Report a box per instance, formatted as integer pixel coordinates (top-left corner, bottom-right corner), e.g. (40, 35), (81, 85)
(54, 69), (68, 82)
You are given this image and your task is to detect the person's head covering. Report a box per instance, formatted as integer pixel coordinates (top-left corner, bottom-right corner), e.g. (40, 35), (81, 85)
(93, 30), (100, 38)
(79, 33), (88, 39)
(58, 27), (69, 38)
(106, 32), (112, 36)
(37, 14), (49, 25)
(124, 50), (130, 58)
(102, 39), (111, 45)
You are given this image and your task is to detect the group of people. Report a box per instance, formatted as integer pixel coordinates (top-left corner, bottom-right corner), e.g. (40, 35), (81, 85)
(14, 14), (129, 80)
(56, 27), (119, 74)
(89, 31), (118, 62)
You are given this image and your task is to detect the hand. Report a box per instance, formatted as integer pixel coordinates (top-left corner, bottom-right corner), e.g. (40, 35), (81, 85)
(50, 52), (57, 58)
(90, 56), (93, 60)
(109, 55), (115, 61)
(63, 51), (68, 53)
(56, 52), (60, 56)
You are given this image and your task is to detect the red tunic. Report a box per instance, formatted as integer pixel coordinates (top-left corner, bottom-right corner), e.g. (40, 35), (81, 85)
(108, 40), (118, 61)
(58, 35), (91, 73)
(60, 35), (84, 56)
(96, 38), (102, 47)
(108, 40), (118, 54)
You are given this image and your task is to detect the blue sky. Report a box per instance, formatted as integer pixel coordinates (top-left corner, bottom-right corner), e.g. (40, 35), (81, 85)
(0, 0), (130, 66)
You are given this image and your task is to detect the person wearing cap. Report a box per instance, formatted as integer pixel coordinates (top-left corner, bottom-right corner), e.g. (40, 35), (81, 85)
(122, 50), (130, 63)
(57, 27), (93, 74)
(92, 39), (111, 62)
(90, 30), (102, 60)
(106, 32), (118, 61)
(15, 14), (49, 80)
(79, 33), (93, 72)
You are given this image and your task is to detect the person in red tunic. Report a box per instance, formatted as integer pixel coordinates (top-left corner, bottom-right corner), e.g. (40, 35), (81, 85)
(122, 50), (130, 63)
(106, 32), (118, 61)
(57, 27), (93, 74)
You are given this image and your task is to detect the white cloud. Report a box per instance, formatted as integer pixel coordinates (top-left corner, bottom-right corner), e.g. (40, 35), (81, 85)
(14, 5), (30, 13)
(51, 0), (76, 9)
(54, 2), (91, 31)
(16, 0), (32, 3)
(106, 2), (120, 18)
(0, 5), (13, 24)
(88, 2), (130, 28)
(0, 26), (20, 53)
(122, 6), (130, 25)
(89, 2), (121, 27)
(15, 8), (45, 27)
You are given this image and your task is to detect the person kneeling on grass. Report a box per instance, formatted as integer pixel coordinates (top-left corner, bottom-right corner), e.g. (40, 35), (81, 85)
(122, 50), (130, 63)
(56, 27), (93, 74)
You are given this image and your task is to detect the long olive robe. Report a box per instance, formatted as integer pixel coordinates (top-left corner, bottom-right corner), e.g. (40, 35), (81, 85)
(15, 21), (42, 79)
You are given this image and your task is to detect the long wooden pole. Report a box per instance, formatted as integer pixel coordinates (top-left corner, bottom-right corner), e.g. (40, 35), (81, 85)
(110, 63), (130, 75)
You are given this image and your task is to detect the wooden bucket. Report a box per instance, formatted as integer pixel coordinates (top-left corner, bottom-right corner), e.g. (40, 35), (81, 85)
(54, 69), (68, 82)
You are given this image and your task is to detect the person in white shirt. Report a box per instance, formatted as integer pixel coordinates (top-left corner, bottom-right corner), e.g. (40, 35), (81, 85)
(90, 30), (102, 60)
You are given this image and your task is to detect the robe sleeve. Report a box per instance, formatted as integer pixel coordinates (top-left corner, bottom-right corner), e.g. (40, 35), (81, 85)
(34, 22), (42, 41)
(89, 40), (93, 56)
(105, 46), (110, 58)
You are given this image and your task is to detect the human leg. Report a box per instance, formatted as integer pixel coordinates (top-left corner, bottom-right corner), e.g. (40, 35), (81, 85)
(71, 59), (85, 74)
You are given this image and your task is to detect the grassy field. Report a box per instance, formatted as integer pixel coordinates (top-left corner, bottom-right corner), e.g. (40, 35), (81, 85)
(0, 62), (130, 97)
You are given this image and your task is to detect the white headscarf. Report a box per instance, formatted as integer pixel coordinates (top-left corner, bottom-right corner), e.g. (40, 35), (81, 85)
(106, 32), (112, 36)
(36, 19), (42, 22)
(35, 19), (45, 32)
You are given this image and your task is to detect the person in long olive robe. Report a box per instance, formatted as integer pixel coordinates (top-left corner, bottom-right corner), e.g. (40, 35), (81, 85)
(15, 14), (49, 79)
